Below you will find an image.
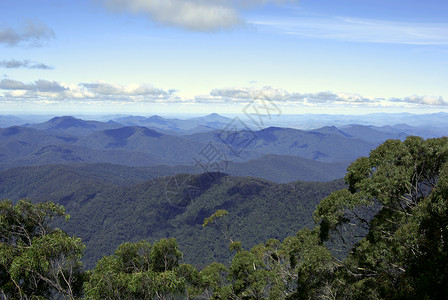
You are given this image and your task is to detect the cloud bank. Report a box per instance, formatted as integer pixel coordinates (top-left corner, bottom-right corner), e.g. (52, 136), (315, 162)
(0, 20), (55, 47)
(197, 86), (447, 107)
(0, 79), (178, 102)
(80, 82), (175, 97)
(101, 0), (290, 31)
(0, 79), (446, 108)
(200, 87), (373, 104)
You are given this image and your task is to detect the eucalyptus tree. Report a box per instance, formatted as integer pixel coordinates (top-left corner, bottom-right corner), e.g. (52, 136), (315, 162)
(84, 238), (195, 300)
(314, 136), (448, 298)
(0, 200), (85, 300)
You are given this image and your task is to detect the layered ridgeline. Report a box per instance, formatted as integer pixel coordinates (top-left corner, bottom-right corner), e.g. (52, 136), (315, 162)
(0, 154), (347, 186)
(1, 115), (431, 172)
(0, 166), (344, 268)
(2, 112), (448, 135)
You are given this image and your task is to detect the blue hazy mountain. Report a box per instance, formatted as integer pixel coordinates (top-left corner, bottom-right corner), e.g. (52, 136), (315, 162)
(75, 126), (205, 164)
(182, 126), (376, 163)
(26, 116), (123, 136)
(270, 112), (448, 130)
(1, 113), (446, 172)
(112, 113), (232, 135)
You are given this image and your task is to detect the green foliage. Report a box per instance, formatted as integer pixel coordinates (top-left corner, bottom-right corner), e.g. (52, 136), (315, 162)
(199, 262), (231, 298)
(150, 238), (183, 272)
(283, 228), (334, 299)
(203, 209), (229, 227)
(203, 209), (243, 254)
(314, 136), (448, 298)
(229, 241), (242, 253)
(84, 239), (188, 300)
(393, 161), (448, 298)
(229, 250), (268, 299)
(0, 168), (344, 268)
(196, 227), (336, 299)
(0, 199), (85, 299)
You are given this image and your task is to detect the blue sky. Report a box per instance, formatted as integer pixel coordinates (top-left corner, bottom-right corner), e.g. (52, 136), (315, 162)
(1, 0), (448, 115)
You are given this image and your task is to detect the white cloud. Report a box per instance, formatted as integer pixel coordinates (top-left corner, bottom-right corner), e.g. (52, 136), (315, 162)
(0, 79), (179, 102)
(299, 92), (373, 103)
(80, 82), (173, 97)
(335, 93), (374, 103)
(100, 0), (291, 31)
(5, 90), (28, 98)
(0, 20), (55, 47)
(207, 86), (299, 102)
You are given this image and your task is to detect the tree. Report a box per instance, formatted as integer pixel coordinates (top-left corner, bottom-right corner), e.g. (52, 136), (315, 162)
(228, 250), (269, 299)
(394, 161), (448, 298)
(0, 199), (85, 300)
(84, 239), (193, 300)
(199, 262), (232, 299)
(203, 210), (242, 253)
(314, 136), (448, 298)
(150, 238), (183, 273)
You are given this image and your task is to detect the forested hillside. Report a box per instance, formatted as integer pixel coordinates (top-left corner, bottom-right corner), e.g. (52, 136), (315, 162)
(1, 136), (447, 299)
(0, 168), (344, 268)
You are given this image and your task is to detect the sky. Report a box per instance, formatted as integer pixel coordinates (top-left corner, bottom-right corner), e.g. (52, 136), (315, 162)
(1, 0), (448, 115)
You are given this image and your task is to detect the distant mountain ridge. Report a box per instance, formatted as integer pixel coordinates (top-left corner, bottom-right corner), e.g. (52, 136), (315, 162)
(2, 111), (448, 126)
(1, 114), (446, 172)
(113, 113), (232, 135)
(183, 126), (376, 162)
(27, 116), (122, 136)
(2, 113), (447, 137)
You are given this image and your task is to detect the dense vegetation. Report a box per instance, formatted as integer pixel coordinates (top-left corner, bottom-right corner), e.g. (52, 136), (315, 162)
(0, 200), (85, 299)
(0, 166), (344, 268)
(1, 136), (448, 299)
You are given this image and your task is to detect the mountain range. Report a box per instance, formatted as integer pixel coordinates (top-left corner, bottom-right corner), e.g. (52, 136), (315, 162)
(113, 113), (232, 135)
(2, 112), (448, 135)
(1, 114), (446, 177)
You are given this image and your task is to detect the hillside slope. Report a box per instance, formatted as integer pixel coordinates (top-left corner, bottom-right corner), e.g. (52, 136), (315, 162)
(0, 169), (344, 268)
